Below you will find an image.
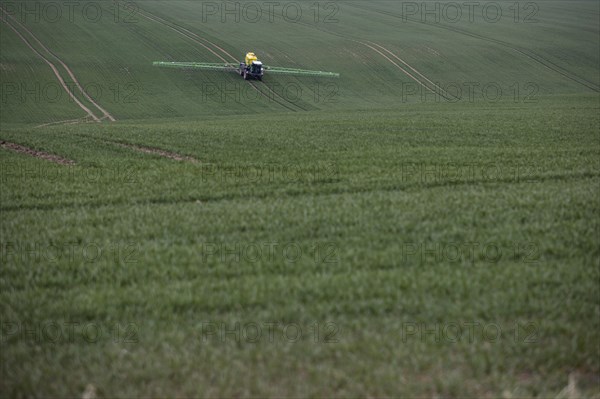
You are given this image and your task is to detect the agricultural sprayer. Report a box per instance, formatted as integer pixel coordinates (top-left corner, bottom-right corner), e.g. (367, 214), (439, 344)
(153, 52), (340, 80)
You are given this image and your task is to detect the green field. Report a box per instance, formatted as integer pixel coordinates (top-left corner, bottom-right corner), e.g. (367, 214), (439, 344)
(1, 1), (599, 397)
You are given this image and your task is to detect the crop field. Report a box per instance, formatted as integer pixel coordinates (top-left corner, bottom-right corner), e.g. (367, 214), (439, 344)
(0, 0), (599, 397)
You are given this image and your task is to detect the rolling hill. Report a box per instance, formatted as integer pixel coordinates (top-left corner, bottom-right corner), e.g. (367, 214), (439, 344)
(1, 1), (599, 397)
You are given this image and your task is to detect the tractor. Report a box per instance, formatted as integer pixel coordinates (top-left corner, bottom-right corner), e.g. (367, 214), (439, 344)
(238, 52), (264, 80)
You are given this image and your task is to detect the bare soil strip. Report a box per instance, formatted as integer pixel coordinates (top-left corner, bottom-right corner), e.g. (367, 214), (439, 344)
(0, 7), (117, 121)
(0, 140), (76, 165)
(111, 141), (199, 163)
(1, 18), (101, 122)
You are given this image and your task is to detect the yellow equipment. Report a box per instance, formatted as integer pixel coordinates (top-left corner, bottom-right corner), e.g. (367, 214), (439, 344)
(245, 52), (258, 66)
(240, 52), (264, 80)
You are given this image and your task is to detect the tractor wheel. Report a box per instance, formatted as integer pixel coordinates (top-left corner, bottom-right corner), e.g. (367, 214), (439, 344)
(257, 76), (262, 81)
(243, 71), (249, 80)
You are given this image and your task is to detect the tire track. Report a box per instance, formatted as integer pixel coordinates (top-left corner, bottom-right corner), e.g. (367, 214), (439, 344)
(362, 40), (456, 100)
(82, 136), (200, 163)
(138, 6), (305, 111)
(136, 8), (238, 62)
(265, 82), (308, 111)
(35, 117), (95, 129)
(247, 81), (299, 112)
(0, 140), (76, 165)
(0, 6), (117, 121)
(136, 8), (231, 64)
(0, 18), (101, 122)
(3, 170), (597, 213)
(346, 2), (599, 93)
(112, 141), (200, 163)
(356, 40), (439, 97)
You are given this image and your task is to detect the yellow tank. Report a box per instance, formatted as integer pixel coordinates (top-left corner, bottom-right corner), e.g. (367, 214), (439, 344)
(245, 52), (258, 65)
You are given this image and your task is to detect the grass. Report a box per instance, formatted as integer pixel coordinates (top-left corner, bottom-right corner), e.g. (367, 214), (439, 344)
(1, 0), (599, 397)
(1, 97), (599, 397)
